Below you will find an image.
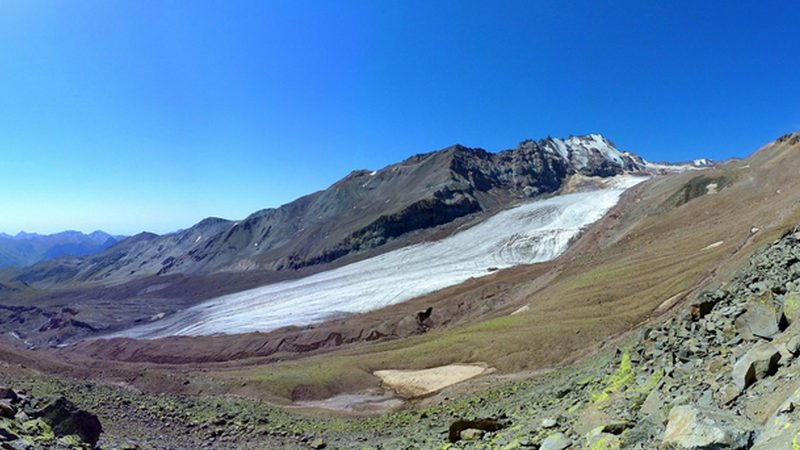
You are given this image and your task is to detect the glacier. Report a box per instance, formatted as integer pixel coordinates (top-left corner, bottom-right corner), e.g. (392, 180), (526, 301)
(112, 175), (646, 339)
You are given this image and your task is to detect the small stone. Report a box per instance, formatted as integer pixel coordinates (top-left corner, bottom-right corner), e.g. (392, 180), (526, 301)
(541, 418), (557, 428)
(309, 437), (326, 449)
(715, 383), (740, 405)
(787, 335), (800, 355)
(697, 390), (713, 407)
(459, 428), (485, 440)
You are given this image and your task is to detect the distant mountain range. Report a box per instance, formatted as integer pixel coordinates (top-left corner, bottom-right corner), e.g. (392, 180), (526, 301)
(0, 230), (124, 269)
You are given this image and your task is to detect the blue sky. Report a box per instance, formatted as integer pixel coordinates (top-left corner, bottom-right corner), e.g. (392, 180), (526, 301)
(1, 1), (798, 235)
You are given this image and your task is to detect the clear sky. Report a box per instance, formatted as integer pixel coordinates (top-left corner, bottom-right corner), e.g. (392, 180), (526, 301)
(1, 1), (798, 235)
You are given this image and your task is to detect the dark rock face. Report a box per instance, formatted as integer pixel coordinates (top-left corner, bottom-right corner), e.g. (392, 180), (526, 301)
(34, 397), (103, 447)
(36, 397), (103, 447)
(4, 134), (645, 289)
(0, 388), (102, 449)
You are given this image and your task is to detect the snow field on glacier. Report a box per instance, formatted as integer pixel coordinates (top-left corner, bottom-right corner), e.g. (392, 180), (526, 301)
(114, 175), (646, 339)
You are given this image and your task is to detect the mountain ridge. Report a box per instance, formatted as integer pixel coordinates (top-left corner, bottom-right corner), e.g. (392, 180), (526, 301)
(0, 230), (124, 270)
(4, 134), (654, 290)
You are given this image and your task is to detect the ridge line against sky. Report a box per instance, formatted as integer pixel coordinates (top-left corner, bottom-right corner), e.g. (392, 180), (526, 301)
(1, 0), (798, 235)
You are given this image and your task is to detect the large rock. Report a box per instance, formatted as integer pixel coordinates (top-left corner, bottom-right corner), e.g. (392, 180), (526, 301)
(662, 405), (755, 449)
(751, 386), (800, 449)
(585, 426), (622, 450)
(34, 397), (103, 447)
(0, 387), (18, 403)
(540, 432), (571, 450)
(0, 400), (16, 418)
(735, 301), (779, 340)
(459, 428), (485, 440)
(780, 292), (800, 325)
(731, 343), (781, 391)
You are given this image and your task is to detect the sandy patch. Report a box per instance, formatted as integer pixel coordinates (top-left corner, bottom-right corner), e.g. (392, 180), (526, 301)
(374, 364), (490, 397)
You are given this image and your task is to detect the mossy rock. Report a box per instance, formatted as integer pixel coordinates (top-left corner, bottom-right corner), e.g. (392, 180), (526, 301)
(21, 418), (55, 443)
(586, 426), (622, 450)
(782, 292), (800, 325)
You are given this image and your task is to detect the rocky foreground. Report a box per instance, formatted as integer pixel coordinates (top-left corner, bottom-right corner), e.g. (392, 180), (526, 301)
(5, 226), (800, 449)
(0, 385), (102, 449)
(431, 224), (800, 450)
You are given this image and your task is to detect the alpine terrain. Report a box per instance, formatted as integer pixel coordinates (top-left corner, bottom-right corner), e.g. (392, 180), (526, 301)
(3, 131), (800, 450)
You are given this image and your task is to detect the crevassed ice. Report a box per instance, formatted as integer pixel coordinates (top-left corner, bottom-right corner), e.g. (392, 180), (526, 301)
(112, 175), (646, 339)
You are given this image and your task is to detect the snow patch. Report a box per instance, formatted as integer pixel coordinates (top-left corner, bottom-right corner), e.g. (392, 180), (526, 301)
(112, 176), (646, 339)
(702, 241), (724, 251)
(511, 305), (530, 316)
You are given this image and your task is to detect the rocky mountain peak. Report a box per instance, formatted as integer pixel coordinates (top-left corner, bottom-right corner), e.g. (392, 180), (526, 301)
(3, 133), (650, 285)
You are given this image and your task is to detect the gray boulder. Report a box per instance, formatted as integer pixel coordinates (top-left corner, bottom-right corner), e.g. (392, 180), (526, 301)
(735, 302), (779, 340)
(662, 405), (755, 449)
(34, 397), (103, 447)
(751, 386), (800, 449)
(0, 387), (18, 403)
(540, 432), (571, 450)
(731, 342), (781, 391)
(541, 417), (557, 428)
(780, 292), (800, 325)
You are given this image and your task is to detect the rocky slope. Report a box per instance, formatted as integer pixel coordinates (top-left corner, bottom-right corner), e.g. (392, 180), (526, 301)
(408, 223), (800, 449)
(3, 134), (646, 289)
(0, 384), (102, 449)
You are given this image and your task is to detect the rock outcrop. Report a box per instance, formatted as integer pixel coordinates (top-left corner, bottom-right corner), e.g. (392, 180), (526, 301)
(0, 386), (102, 449)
